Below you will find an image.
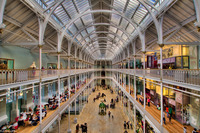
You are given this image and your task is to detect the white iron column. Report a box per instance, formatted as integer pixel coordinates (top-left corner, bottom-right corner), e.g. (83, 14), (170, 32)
(160, 44), (164, 125)
(58, 114), (61, 133)
(143, 52), (146, 109)
(134, 105), (136, 132)
(0, 0), (6, 30)
(39, 45), (42, 125)
(74, 58), (77, 123)
(128, 59), (130, 94)
(58, 53), (61, 107)
(143, 116), (146, 133)
(67, 57), (71, 133)
(194, 0), (200, 29)
(134, 55), (136, 99)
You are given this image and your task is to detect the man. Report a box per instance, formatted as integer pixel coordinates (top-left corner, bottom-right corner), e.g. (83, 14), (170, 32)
(108, 111), (111, 118)
(168, 106), (172, 124)
(124, 121), (126, 129)
(163, 112), (166, 125)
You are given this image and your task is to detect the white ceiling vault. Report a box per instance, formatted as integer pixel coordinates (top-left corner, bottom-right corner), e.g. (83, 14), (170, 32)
(0, 0), (199, 62)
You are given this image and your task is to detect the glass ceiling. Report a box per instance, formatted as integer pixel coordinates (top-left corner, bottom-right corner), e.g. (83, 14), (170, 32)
(34, 0), (165, 60)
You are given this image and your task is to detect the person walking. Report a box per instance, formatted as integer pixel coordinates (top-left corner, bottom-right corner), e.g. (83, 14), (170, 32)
(192, 128), (197, 133)
(130, 122), (133, 129)
(127, 121), (130, 129)
(124, 121), (127, 129)
(76, 124), (79, 133)
(163, 112), (166, 125)
(168, 106), (172, 124)
(124, 130), (128, 133)
(108, 111), (111, 118)
(84, 123), (87, 133)
(183, 127), (187, 133)
(147, 98), (150, 107)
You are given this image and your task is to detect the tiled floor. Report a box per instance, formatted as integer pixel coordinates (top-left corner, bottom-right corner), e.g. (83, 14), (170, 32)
(50, 87), (132, 133)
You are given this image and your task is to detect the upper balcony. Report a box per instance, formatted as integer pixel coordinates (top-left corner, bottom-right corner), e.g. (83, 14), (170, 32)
(0, 68), (200, 91)
(0, 69), (93, 89)
(107, 69), (200, 90)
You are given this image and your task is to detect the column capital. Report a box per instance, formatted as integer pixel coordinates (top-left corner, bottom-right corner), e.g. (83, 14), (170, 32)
(142, 51), (146, 54)
(197, 26), (200, 32)
(38, 45), (43, 48)
(158, 43), (164, 48)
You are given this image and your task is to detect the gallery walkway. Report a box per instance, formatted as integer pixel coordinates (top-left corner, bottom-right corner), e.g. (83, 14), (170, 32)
(50, 87), (131, 133)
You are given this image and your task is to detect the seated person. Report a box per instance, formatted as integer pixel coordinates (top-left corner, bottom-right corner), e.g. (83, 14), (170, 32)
(29, 107), (33, 112)
(48, 98), (52, 105)
(22, 110), (27, 120)
(34, 105), (38, 112)
(12, 121), (18, 130)
(157, 104), (161, 110)
(52, 103), (57, 110)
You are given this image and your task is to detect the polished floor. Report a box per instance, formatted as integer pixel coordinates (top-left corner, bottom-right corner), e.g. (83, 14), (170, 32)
(50, 87), (131, 133)
(125, 85), (194, 133)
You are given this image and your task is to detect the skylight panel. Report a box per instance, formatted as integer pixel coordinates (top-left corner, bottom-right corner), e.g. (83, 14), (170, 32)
(81, 40), (86, 45)
(115, 38), (119, 42)
(81, 30), (87, 37)
(111, 14), (121, 25)
(120, 18), (129, 29)
(122, 34), (128, 40)
(113, 0), (127, 12)
(133, 4), (148, 24)
(54, 6), (70, 24)
(62, 0), (78, 19)
(85, 37), (90, 42)
(76, 34), (82, 41)
(109, 26), (117, 33)
(117, 30), (123, 37)
(125, 0), (139, 18)
(68, 24), (78, 35)
(86, 26), (95, 33)
(74, 18), (84, 29)
(119, 40), (123, 46)
(126, 23), (135, 34)
(82, 13), (93, 25)
(90, 34), (96, 39)
(74, 0), (90, 13)
(108, 34), (115, 39)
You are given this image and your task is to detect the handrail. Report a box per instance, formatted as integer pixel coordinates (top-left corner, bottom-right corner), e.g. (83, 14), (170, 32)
(0, 68), (200, 88)
(32, 78), (94, 133)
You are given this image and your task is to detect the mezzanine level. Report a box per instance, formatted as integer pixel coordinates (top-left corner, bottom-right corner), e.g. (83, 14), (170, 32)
(0, 68), (199, 91)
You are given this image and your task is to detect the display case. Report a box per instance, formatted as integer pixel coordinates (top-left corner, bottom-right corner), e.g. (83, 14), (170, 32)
(0, 58), (14, 69)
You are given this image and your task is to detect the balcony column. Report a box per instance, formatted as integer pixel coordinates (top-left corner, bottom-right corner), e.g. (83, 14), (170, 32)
(143, 116), (146, 133)
(128, 59), (130, 94)
(57, 52), (61, 107)
(58, 114), (61, 133)
(128, 99), (131, 119)
(39, 45), (43, 125)
(134, 105), (136, 132)
(80, 92), (82, 110)
(159, 44), (164, 125)
(67, 57), (71, 133)
(142, 51), (146, 109)
(134, 55), (136, 99)
(74, 58), (77, 124)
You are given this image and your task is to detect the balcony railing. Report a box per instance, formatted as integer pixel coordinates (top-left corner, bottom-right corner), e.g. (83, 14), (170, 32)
(0, 69), (93, 86)
(1, 68), (200, 87)
(113, 69), (200, 86)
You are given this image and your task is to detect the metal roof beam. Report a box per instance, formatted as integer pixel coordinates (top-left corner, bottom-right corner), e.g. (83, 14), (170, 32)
(163, 41), (200, 45)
